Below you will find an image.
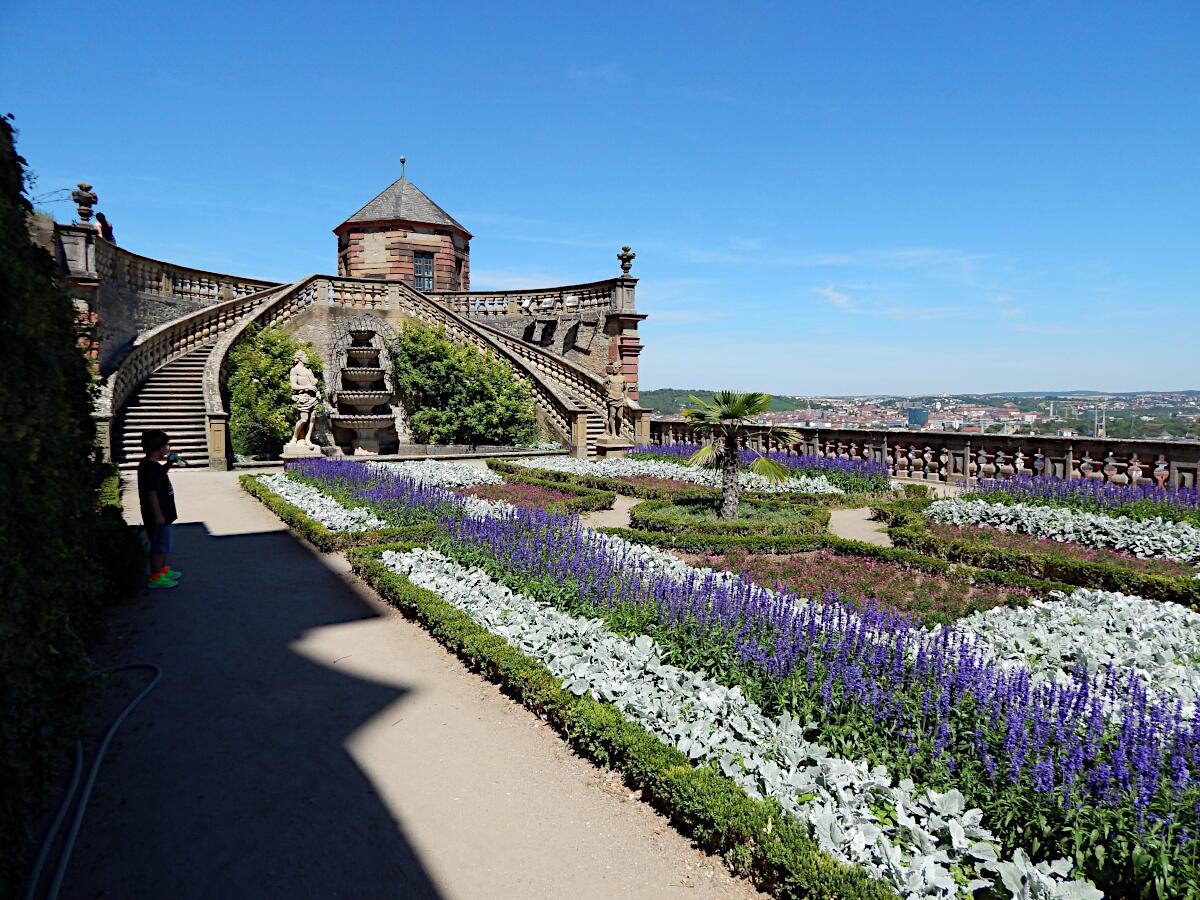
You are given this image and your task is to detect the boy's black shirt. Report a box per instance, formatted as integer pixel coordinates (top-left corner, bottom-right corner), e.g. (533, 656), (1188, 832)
(137, 458), (177, 526)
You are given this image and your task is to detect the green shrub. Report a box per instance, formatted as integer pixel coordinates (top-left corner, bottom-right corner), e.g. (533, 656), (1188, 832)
(629, 497), (830, 536)
(392, 322), (537, 446)
(348, 547), (897, 900)
(226, 325), (323, 457)
(0, 116), (140, 891)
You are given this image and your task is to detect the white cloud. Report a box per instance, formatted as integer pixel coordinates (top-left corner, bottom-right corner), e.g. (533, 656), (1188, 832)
(567, 62), (629, 84)
(815, 285), (861, 312)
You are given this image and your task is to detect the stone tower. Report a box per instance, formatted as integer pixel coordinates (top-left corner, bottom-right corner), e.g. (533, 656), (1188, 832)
(334, 176), (471, 291)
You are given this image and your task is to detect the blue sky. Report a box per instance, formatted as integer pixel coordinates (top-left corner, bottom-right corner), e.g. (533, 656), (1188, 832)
(4, 2), (1197, 394)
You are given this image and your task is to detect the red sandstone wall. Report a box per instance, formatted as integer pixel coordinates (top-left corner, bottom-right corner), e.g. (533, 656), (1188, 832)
(338, 223), (469, 290)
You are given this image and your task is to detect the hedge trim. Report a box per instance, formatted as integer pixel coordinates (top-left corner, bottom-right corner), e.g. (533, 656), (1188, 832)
(874, 501), (1200, 608)
(347, 547), (898, 900)
(629, 497), (831, 537)
(239, 475), (434, 550)
(486, 459), (898, 509)
(603, 527), (1077, 596)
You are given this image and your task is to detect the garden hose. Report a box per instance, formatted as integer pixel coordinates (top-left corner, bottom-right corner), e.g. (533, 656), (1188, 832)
(23, 663), (162, 900)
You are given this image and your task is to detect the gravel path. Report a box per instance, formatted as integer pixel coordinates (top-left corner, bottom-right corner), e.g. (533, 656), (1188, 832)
(827, 507), (893, 547)
(65, 468), (761, 900)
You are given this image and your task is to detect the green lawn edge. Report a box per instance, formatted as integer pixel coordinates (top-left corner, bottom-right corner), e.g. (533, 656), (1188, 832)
(628, 497), (831, 537)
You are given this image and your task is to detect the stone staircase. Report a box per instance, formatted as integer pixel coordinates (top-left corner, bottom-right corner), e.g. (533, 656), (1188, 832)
(114, 343), (213, 469)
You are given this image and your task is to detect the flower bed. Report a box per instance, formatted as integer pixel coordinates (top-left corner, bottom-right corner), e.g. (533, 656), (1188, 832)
(240, 475), (434, 550)
(348, 545), (897, 900)
(928, 522), (1196, 579)
(972, 474), (1200, 525)
(628, 497), (831, 537)
(456, 481), (598, 510)
(363, 458), (503, 488)
(927, 497), (1200, 565)
(252, 459), (1200, 897)
(957, 587), (1200, 716)
(510, 454), (845, 495)
(489, 459), (894, 509)
(633, 444), (891, 493)
(674, 547), (1035, 626)
(878, 499), (1200, 608)
(381, 546), (1092, 899)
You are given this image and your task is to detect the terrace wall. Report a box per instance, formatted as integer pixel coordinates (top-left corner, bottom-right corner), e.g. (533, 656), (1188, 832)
(429, 276), (645, 400)
(649, 419), (1200, 488)
(55, 225), (277, 375)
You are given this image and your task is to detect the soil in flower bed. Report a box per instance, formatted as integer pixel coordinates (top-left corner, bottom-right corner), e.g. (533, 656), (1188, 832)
(674, 548), (1035, 625)
(456, 482), (582, 509)
(928, 523), (1196, 579)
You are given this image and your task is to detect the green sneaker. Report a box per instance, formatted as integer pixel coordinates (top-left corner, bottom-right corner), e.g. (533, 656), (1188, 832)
(148, 573), (177, 590)
(165, 568), (182, 580)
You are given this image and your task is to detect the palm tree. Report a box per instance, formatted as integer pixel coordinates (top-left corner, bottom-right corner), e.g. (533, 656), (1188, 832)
(682, 391), (799, 519)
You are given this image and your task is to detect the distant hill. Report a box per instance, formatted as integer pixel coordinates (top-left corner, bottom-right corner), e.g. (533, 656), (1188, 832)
(638, 388), (805, 414)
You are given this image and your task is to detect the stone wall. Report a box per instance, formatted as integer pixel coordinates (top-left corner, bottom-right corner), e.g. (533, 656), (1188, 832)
(55, 225), (276, 375)
(336, 222), (469, 290)
(430, 276), (645, 402)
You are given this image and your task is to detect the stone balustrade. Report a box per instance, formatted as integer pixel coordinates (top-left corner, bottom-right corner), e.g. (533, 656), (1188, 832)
(94, 283), (287, 460)
(57, 224), (279, 374)
(648, 420), (1200, 489)
(428, 279), (620, 319)
(203, 275), (604, 467)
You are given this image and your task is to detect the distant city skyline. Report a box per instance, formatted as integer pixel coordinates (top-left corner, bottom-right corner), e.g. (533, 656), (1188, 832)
(3, 2), (1197, 394)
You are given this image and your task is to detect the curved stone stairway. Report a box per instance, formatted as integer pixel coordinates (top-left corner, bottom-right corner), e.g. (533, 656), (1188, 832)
(114, 343), (213, 469)
(104, 275), (633, 468)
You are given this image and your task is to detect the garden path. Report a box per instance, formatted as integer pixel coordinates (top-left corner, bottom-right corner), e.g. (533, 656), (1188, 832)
(67, 468), (762, 900)
(827, 507), (893, 547)
(581, 493), (639, 529)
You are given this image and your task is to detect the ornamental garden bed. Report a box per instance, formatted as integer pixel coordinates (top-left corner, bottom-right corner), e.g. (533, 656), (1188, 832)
(454, 479), (613, 512)
(927, 522), (1196, 579)
(628, 497), (831, 537)
(488, 459), (895, 508)
(970, 474), (1200, 527)
(875, 499), (1200, 607)
(671, 547), (1037, 626)
(240, 475), (434, 551)
(242, 457), (1200, 898)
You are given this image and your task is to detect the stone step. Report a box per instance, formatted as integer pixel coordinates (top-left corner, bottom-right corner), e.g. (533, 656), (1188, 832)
(122, 414), (206, 423)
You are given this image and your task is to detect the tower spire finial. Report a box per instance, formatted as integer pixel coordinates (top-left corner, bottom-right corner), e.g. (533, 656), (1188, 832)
(400, 156), (406, 178)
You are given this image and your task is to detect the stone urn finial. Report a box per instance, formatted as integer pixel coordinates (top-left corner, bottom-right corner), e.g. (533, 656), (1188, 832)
(71, 183), (97, 223)
(617, 245), (635, 276)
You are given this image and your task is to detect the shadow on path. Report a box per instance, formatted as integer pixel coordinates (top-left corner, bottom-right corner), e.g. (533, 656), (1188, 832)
(63, 522), (442, 900)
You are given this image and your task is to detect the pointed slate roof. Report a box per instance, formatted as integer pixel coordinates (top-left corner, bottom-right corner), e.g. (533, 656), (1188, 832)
(336, 177), (471, 236)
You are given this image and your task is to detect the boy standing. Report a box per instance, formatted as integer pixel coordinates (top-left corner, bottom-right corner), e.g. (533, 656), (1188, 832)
(138, 430), (181, 589)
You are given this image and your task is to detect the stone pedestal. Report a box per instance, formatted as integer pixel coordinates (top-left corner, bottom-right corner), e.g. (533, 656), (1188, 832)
(282, 441), (323, 459)
(595, 435), (635, 458)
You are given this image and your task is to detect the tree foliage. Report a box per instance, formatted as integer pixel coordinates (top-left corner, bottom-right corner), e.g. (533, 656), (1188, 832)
(0, 115), (142, 890)
(391, 322), (537, 447)
(683, 391), (798, 519)
(226, 325), (322, 457)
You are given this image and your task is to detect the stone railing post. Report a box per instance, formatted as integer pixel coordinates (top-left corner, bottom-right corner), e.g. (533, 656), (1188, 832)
(570, 411), (590, 458)
(206, 413), (230, 471)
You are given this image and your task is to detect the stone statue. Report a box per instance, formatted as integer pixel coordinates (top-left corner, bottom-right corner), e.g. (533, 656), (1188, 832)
(604, 361), (627, 438)
(289, 349), (321, 450)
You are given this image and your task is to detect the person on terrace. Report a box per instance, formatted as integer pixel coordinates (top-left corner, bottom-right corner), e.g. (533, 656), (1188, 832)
(138, 430), (182, 589)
